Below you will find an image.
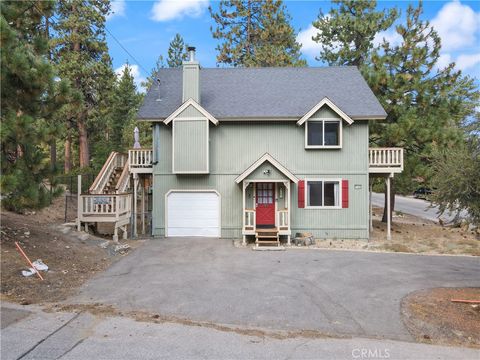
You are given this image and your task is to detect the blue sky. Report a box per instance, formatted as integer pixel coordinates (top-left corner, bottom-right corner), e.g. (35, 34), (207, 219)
(106, 1), (480, 90)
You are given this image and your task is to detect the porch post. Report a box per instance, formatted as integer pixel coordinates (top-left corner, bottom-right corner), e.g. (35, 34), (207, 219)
(242, 181), (247, 245)
(141, 177), (146, 235)
(286, 181), (291, 246)
(133, 174), (139, 238)
(386, 175), (391, 241)
(369, 181), (373, 233)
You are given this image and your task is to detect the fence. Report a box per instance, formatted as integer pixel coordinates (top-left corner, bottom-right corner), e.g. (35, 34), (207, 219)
(56, 174), (94, 223)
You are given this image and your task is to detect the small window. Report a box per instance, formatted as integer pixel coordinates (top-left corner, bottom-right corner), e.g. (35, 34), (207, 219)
(306, 120), (341, 148)
(306, 180), (340, 208)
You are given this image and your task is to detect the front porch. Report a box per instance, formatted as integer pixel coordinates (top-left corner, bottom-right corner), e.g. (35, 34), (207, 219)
(242, 180), (292, 246)
(235, 153), (299, 247)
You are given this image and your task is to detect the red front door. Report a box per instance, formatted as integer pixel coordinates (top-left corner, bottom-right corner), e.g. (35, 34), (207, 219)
(256, 183), (275, 226)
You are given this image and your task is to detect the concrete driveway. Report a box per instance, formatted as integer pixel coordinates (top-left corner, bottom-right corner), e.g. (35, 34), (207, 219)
(71, 238), (480, 341)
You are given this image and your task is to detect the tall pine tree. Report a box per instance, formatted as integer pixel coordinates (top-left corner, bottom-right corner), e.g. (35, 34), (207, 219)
(111, 64), (142, 151)
(312, 0), (398, 67)
(209, 0), (306, 67)
(314, 1), (479, 221)
(167, 33), (188, 68)
(53, 0), (114, 170)
(1, 0), (68, 211)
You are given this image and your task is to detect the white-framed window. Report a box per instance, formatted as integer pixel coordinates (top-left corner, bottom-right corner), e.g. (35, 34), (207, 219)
(305, 179), (341, 208)
(305, 119), (342, 149)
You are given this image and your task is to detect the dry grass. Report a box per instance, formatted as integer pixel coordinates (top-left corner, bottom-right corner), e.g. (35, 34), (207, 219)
(312, 207), (479, 256)
(402, 288), (480, 348)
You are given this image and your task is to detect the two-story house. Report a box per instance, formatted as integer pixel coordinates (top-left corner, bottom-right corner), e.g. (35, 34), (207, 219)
(78, 47), (403, 245)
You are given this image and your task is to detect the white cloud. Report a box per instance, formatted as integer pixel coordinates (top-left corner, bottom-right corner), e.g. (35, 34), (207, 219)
(115, 64), (146, 93)
(296, 24), (321, 57)
(456, 53), (480, 71)
(107, 0), (126, 20)
(150, 0), (209, 22)
(436, 53), (453, 70)
(431, 1), (480, 52)
(373, 29), (402, 48)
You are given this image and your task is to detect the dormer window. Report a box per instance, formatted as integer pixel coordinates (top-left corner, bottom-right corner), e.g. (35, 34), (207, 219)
(306, 119), (342, 149)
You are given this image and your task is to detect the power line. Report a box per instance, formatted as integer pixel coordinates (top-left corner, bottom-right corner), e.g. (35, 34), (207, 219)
(104, 26), (150, 75)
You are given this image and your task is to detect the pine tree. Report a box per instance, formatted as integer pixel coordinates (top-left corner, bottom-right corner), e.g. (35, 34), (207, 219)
(368, 3), (479, 221)
(314, 1), (479, 223)
(167, 34), (188, 68)
(1, 0), (68, 211)
(111, 64), (142, 151)
(312, 0), (398, 66)
(430, 137), (480, 226)
(53, 0), (114, 169)
(210, 0), (306, 67)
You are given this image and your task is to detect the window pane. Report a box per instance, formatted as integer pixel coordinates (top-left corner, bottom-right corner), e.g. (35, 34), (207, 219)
(308, 122), (323, 146)
(324, 181), (339, 206)
(324, 121), (339, 146)
(308, 181), (323, 206)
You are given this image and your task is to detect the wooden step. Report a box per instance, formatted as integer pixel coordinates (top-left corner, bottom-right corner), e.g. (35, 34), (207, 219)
(256, 235), (278, 238)
(256, 240), (279, 244)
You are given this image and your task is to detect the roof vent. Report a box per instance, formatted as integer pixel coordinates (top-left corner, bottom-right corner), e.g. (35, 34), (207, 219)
(187, 46), (196, 62)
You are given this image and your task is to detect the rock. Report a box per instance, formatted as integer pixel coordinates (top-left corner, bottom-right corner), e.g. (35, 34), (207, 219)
(65, 245), (70, 249)
(99, 241), (109, 249)
(24, 231), (30, 237)
(79, 233), (89, 241)
(114, 244), (130, 253)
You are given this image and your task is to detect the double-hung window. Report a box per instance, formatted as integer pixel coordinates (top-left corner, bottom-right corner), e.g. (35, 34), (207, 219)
(306, 119), (341, 148)
(306, 179), (341, 208)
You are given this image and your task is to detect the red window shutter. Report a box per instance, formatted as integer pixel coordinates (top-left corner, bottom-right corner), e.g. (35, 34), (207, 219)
(298, 180), (305, 208)
(342, 180), (349, 208)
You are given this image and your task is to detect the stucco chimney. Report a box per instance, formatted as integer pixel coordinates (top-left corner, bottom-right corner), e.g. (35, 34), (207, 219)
(182, 46), (199, 102)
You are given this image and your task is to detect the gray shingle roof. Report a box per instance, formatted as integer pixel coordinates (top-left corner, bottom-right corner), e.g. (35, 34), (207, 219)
(137, 66), (386, 120)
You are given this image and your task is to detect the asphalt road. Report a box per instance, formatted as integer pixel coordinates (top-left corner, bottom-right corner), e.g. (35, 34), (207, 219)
(371, 192), (465, 223)
(69, 238), (480, 342)
(2, 302), (479, 360)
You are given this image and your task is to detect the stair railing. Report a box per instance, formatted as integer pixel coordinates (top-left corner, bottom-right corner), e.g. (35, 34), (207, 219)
(89, 152), (127, 194)
(115, 162), (130, 193)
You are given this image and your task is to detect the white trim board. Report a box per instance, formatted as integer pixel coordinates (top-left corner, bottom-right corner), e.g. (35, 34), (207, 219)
(164, 98), (219, 125)
(235, 153), (299, 184)
(297, 97), (354, 126)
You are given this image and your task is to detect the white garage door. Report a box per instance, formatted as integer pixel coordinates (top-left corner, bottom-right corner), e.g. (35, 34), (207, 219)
(166, 191), (220, 237)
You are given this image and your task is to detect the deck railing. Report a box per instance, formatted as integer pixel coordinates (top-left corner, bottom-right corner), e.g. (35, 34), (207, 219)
(89, 152), (127, 194)
(79, 193), (131, 220)
(128, 149), (153, 173)
(244, 209), (255, 229)
(278, 210), (288, 228)
(369, 148), (403, 172)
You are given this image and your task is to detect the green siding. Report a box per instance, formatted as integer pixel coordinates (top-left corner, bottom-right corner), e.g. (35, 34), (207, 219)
(173, 119), (208, 173)
(311, 105), (340, 119)
(153, 121), (369, 239)
(182, 63), (199, 102)
(177, 104), (204, 118)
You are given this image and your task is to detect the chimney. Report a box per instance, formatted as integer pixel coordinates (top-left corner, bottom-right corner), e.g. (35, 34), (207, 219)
(182, 46), (199, 103)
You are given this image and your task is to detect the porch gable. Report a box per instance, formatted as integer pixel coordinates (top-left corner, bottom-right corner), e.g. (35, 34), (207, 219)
(235, 153), (299, 184)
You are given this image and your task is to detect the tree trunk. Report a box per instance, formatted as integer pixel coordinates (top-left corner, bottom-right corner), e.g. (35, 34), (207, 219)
(64, 135), (72, 173)
(77, 112), (89, 168)
(381, 177), (395, 223)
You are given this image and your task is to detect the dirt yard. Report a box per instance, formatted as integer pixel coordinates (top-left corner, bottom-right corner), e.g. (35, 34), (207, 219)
(402, 288), (480, 348)
(311, 207), (480, 256)
(1, 196), (140, 305)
